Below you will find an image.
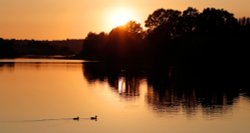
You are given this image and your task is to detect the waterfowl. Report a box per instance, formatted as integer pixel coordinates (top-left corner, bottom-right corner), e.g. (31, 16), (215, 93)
(73, 116), (80, 120)
(90, 115), (97, 120)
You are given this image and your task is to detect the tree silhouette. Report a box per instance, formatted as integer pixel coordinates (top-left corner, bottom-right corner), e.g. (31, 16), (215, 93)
(239, 17), (250, 26)
(198, 8), (238, 33)
(145, 9), (182, 41)
(81, 21), (145, 62)
(0, 39), (18, 58)
(82, 32), (108, 60)
(78, 7), (250, 67)
(182, 7), (199, 33)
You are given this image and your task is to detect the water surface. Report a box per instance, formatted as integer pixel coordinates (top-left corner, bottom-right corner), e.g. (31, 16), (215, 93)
(0, 59), (250, 133)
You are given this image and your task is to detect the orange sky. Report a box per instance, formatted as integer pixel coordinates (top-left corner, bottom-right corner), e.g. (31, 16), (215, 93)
(0, 0), (250, 40)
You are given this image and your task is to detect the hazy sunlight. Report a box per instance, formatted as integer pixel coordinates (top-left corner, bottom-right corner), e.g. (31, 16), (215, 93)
(106, 7), (137, 30)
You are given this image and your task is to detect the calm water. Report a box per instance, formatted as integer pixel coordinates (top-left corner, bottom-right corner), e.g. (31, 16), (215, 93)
(0, 59), (250, 133)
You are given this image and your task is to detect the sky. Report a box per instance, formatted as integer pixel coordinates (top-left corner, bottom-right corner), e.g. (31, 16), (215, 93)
(0, 0), (250, 40)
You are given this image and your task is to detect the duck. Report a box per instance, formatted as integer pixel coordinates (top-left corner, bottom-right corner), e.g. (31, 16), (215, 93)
(73, 116), (80, 120)
(90, 115), (98, 120)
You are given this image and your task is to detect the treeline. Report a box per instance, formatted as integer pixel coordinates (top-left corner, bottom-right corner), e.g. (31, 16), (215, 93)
(0, 39), (83, 58)
(81, 21), (145, 63)
(81, 7), (250, 65)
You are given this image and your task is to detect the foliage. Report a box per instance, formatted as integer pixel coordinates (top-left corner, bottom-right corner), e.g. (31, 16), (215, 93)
(0, 39), (83, 58)
(1, 7), (250, 63)
(81, 7), (250, 66)
(82, 21), (145, 62)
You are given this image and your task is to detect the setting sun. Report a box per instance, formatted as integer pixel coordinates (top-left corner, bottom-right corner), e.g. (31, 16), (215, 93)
(106, 7), (138, 30)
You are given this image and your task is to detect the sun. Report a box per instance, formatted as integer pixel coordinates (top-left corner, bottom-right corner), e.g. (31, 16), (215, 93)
(111, 9), (131, 27)
(106, 7), (137, 30)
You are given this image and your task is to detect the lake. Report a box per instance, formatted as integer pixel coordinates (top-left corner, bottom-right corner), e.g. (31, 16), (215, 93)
(0, 59), (250, 133)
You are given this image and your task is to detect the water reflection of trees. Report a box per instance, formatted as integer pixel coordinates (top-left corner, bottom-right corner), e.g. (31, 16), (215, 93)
(0, 62), (82, 72)
(83, 62), (142, 99)
(83, 62), (250, 116)
(0, 62), (15, 71)
(147, 82), (239, 116)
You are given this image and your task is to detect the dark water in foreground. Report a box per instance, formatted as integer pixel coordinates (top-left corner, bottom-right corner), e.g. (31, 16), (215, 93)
(0, 59), (250, 133)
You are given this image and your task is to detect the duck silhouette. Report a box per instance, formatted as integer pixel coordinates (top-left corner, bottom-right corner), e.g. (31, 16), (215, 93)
(73, 116), (80, 121)
(90, 115), (98, 120)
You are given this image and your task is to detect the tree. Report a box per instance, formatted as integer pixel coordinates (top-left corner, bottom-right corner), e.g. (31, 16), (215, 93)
(109, 21), (143, 39)
(145, 9), (182, 40)
(182, 7), (199, 33)
(109, 21), (144, 45)
(82, 32), (108, 59)
(145, 8), (167, 31)
(124, 21), (144, 35)
(198, 8), (238, 33)
(108, 21), (145, 60)
(239, 17), (250, 26)
(0, 39), (18, 57)
(81, 21), (145, 61)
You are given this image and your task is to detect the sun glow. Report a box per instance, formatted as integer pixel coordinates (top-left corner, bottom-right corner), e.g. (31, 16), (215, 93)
(106, 7), (137, 30)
